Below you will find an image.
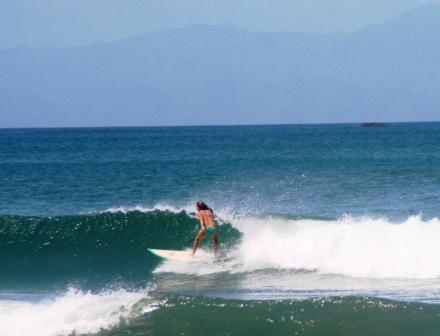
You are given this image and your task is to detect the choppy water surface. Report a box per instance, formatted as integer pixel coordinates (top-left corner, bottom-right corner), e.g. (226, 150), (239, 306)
(2, 123), (440, 335)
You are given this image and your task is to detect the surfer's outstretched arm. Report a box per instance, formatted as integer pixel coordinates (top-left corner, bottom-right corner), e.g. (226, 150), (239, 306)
(192, 229), (205, 255)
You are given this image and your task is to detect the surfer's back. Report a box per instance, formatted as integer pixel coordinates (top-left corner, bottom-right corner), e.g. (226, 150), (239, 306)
(198, 209), (216, 227)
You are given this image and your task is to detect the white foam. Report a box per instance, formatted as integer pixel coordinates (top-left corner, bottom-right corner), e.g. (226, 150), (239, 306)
(104, 205), (157, 213)
(154, 249), (228, 275)
(157, 213), (440, 280)
(103, 202), (195, 215)
(234, 214), (440, 279)
(0, 288), (148, 336)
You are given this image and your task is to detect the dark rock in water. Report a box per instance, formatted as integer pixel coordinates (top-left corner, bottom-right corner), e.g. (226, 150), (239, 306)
(360, 122), (386, 127)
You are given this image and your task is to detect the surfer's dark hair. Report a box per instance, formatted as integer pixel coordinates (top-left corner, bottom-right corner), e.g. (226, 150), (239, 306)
(196, 201), (212, 211)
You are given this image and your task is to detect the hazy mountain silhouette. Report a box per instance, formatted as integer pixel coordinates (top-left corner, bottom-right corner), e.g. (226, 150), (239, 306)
(1, 5), (440, 127)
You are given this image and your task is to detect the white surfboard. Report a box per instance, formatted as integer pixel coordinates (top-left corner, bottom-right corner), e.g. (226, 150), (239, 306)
(148, 248), (194, 261)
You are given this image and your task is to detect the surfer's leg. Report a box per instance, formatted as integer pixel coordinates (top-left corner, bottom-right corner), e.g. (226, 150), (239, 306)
(192, 229), (205, 255)
(212, 232), (219, 256)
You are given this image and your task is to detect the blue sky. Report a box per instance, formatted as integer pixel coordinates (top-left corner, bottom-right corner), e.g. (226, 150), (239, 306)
(2, 0), (440, 48)
(2, 1), (440, 127)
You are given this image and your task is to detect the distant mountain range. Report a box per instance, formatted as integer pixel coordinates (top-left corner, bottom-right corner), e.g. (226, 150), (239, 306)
(1, 5), (440, 127)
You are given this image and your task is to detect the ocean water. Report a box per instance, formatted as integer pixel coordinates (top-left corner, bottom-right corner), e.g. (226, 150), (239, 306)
(2, 123), (440, 335)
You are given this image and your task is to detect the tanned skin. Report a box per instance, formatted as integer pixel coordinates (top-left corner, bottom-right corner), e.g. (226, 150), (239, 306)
(192, 208), (219, 256)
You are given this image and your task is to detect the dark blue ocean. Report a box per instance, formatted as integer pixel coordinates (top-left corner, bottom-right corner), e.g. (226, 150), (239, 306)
(2, 123), (440, 335)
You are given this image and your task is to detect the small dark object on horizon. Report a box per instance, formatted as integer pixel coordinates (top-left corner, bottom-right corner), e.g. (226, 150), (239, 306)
(360, 122), (386, 127)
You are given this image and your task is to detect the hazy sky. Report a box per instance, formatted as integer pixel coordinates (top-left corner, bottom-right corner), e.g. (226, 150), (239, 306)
(2, 0), (440, 49)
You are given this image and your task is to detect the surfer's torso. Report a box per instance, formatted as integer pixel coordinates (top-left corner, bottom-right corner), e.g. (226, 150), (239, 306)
(193, 203), (219, 256)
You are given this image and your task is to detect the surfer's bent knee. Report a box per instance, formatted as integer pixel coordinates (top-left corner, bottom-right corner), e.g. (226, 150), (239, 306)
(196, 231), (205, 241)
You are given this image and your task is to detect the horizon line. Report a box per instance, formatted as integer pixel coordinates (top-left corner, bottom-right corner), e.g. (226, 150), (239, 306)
(1, 120), (440, 130)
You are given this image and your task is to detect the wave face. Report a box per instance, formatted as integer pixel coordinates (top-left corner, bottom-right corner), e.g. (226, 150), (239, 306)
(0, 210), (241, 289)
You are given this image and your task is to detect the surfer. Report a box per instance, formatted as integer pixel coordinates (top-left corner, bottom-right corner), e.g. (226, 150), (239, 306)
(192, 201), (219, 256)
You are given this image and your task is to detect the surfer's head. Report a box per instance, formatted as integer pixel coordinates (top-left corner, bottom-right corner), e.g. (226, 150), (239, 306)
(196, 201), (211, 211)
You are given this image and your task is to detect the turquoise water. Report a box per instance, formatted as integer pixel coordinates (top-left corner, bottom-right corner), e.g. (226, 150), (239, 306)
(2, 123), (440, 335)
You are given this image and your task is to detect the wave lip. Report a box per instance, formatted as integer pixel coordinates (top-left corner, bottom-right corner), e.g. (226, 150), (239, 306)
(102, 203), (195, 215)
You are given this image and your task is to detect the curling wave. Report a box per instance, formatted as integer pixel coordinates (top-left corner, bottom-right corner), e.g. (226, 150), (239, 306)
(0, 209), (241, 289)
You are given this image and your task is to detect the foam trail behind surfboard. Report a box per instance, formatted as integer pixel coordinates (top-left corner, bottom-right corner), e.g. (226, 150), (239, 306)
(148, 248), (215, 262)
(148, 248), (194, 261)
